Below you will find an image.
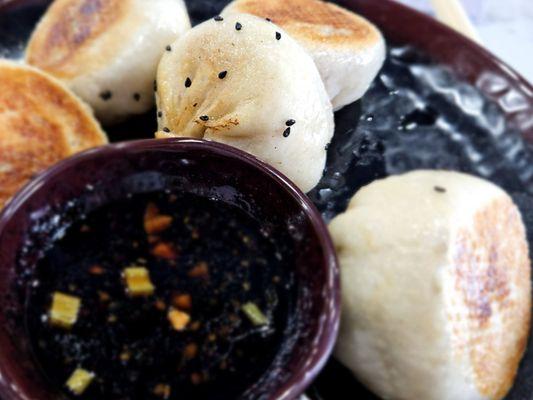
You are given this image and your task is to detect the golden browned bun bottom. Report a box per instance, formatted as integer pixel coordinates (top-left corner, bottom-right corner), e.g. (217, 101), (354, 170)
(223, 0), (386, 110)
(224, 0), (381, 49)
(0, 61), (107, 209)
(25, 0), (132, 79)
(25, 0), (191, 123)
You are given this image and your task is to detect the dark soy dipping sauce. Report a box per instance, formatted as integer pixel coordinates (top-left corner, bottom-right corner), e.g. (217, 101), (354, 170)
(25, 192), (294, 400)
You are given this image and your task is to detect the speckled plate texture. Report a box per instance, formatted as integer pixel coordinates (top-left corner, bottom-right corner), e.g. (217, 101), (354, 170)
(1, 0), (533, 399)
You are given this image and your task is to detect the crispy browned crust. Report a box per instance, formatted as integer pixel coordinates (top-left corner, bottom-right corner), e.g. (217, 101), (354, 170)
(451, 196), (531, 400)
(0, 61), (107, 209)
(26, 0), (133, 78)
(227, 0), (382, 48)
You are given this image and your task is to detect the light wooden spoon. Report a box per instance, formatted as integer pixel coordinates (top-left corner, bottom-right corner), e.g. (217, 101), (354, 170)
(430, 0), (482, 43)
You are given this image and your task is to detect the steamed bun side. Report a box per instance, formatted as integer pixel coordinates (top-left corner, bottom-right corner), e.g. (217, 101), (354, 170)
(330, 170), (531, 400)
(26, 0), (191, 124)
(222, 0), (386, 110)
(155, 13), (334, 193)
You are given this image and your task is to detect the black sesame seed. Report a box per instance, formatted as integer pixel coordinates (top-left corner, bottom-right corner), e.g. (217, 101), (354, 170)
(214, 15), (223, 21)
(154, 80), (157, 92)
(157, 111), (163, 118)
(163, 127), (170, 133)
(276, 32), (281, 40)
(200, 115), (209, 121)
(165, 45), (172, 51)
(193, 103), (198, 107)
(218, 71), (228, 79)
(266, 18), (272, 22)
(100, 90), (112, 101)
(285, 119), (296, 126)
(283, 127), (291, 137)
(235, 22), (242, 31)
(133, 93), (141, 101)
(434, 186), (446, 193)
(185, 77), (192, 88)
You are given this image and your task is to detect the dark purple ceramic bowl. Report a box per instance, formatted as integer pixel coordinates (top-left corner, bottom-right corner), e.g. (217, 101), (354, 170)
(0, 138), (340, 400)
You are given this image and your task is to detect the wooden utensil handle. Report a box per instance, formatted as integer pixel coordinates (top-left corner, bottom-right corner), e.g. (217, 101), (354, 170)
(430, 0), (481, 43)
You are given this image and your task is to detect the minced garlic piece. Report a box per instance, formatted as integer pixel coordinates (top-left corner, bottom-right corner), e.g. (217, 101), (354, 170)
(188, 262), (209, 278)
(49, 292), (81, 329)
(168, 308), (190, 331)
(124, 267), (155, 297)
(66, 368), (95, 395)
(153, 383), (171, 399)
(144, 202), (173, 234)
(145, 215), (173, 235)
(151, 242), (177, 259)
(172, 294), (192, 310)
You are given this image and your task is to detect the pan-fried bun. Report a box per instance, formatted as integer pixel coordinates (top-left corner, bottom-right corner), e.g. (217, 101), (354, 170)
(155, 13), (334, 193)
(330, 170), (531, 400)
(26, 0), (191, 124)
(0, 61), (107, 209)
(223, 0), (386, 110)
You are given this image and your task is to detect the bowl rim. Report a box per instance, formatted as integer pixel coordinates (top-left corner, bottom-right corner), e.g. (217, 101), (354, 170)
(344, 0), (533, 141)
(0, 138), (341, 400)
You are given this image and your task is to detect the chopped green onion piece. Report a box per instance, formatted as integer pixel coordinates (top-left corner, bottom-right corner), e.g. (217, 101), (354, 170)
(242, 302), (269, 326)
(66, 368), (95, 396)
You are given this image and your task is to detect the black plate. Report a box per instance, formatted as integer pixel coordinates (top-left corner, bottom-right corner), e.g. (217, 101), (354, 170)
(1, 0), (533, 399)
